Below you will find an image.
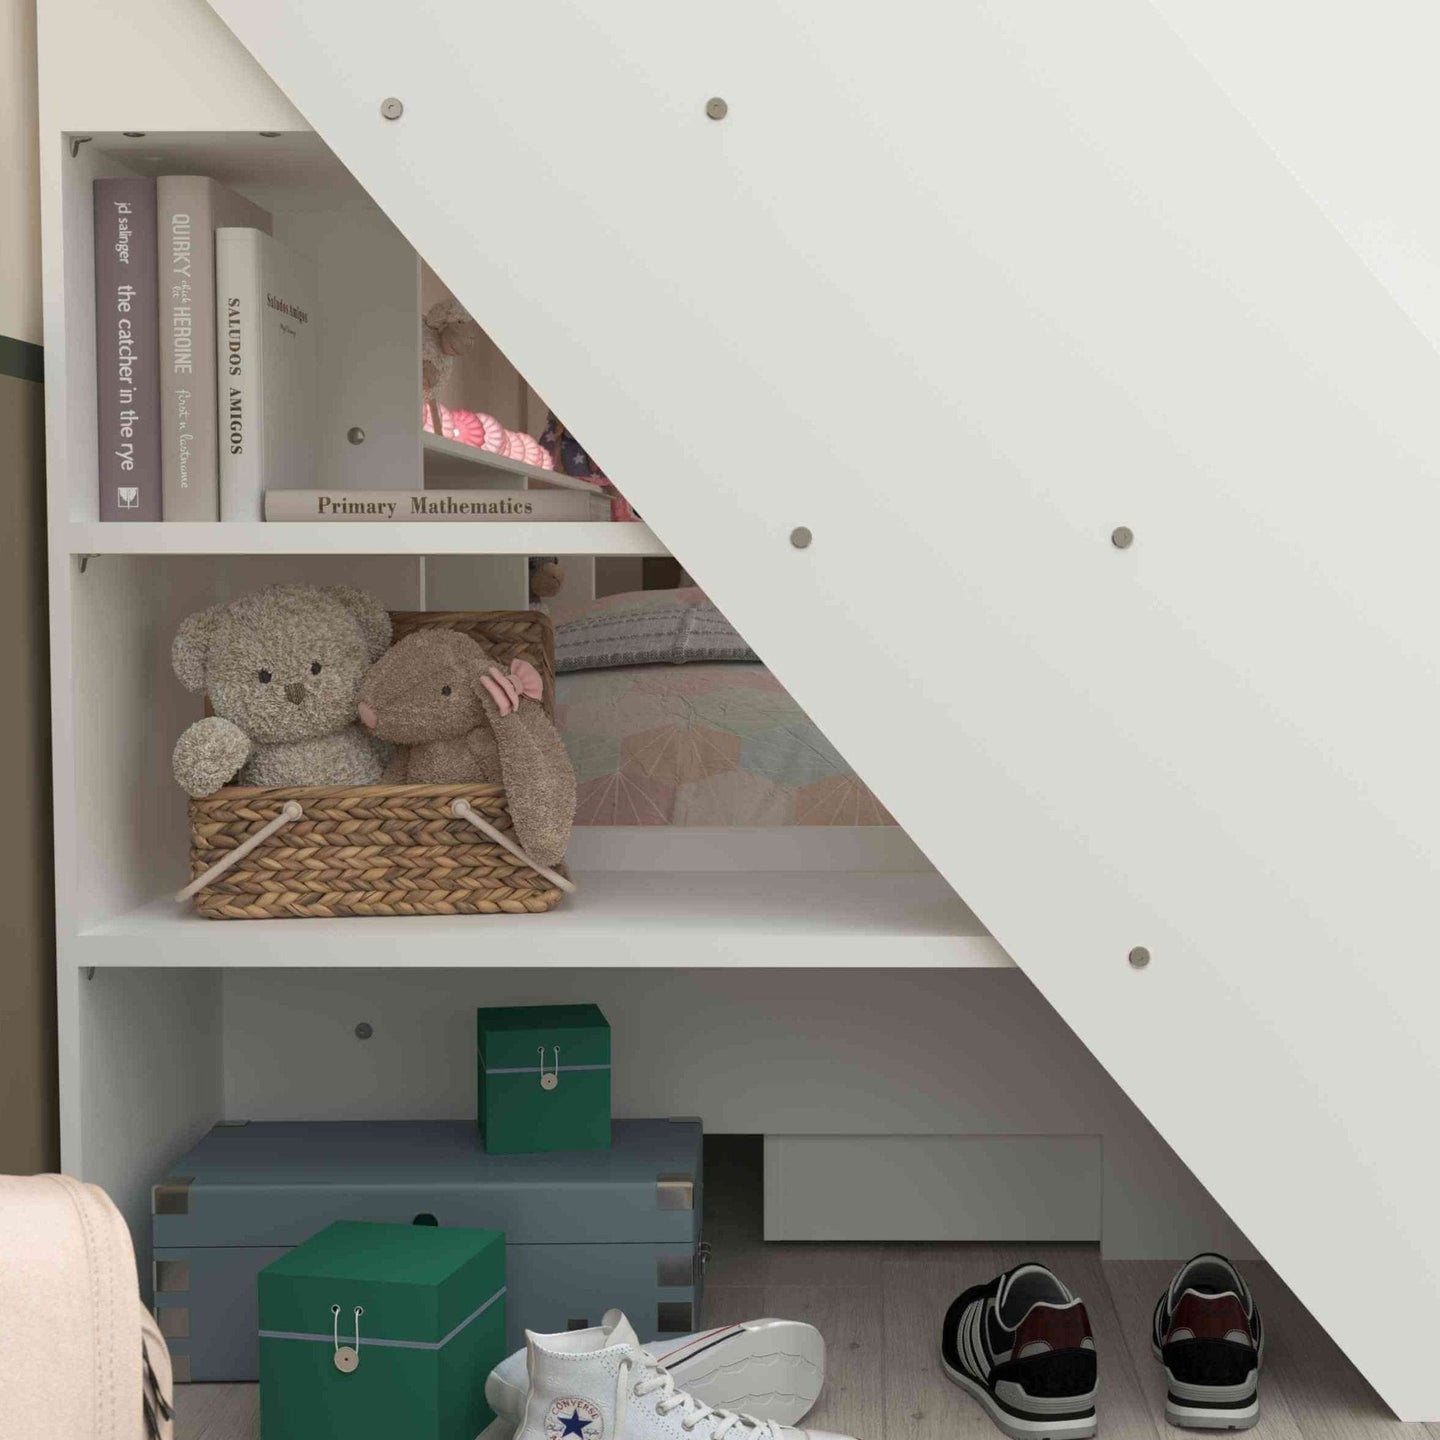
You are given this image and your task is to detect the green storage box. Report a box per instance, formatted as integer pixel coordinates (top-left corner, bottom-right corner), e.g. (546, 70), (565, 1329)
(259, 1221), (505, 1440)
(477, 1004), (611, 1154)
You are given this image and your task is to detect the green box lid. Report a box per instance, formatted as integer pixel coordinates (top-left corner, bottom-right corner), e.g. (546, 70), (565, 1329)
(260, 1221), (504, 1346)
(477, 1004), (611, 1070)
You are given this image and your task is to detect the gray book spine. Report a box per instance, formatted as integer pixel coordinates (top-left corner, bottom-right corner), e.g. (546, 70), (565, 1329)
(93, 177), (161, 521)
(158, 178), (273, 521)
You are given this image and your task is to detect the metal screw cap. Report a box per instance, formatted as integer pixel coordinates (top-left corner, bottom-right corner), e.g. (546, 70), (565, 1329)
(354, 1022), (374, 1040)
(347, 426), (366, 445)
(1111, 525), (1134, 549)
(1128, 946), (1150, 969)
(705, 97), (729, 120)
(789, 526), (812, 549)
(380, 97), (405, 121)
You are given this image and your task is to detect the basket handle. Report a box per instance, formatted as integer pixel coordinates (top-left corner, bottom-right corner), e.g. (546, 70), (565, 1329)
(451, 798), (577, 895)
(175, 800), (305, 903)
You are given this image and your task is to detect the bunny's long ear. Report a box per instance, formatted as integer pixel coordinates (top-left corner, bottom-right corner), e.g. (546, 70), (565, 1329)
(325, 585), (392, 662)
(489, 705), (577, 867)
(465, 647), (575, 867)
(172, 605), (223, 693)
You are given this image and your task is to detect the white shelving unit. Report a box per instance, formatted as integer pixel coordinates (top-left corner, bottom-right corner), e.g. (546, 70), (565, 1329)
(37, 104), (995, 1286)
(61, 520), (665, 557)
(76, 873), (1004, 970)
(420, 430), (603, 491)
(28, 0), (1282, 1341)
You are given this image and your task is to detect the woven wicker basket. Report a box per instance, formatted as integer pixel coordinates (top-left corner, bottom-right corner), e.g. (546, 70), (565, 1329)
(182, 610), (570, 920)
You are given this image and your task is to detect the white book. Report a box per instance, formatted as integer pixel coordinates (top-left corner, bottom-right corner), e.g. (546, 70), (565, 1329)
(264, 489), (614, 522)
(157, 179), (271, 520)
(216, 228), (317, 521)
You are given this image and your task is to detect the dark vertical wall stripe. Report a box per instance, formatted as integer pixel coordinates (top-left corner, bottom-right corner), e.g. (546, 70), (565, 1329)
(0, 365), (58, 1174)
(0, 334), (44, 384)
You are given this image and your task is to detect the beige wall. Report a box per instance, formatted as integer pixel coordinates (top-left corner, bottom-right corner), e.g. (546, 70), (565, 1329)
(0, 0), (57, 1175)
(1, 0), (41, 345)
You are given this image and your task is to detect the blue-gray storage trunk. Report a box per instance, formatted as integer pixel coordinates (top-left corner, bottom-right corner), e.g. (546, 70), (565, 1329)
(152, 1118), (703, 1383)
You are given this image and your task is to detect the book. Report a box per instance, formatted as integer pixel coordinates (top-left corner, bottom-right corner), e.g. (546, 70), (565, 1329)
(263, 489), (614, 522)
(157, 178), (272, 520)
(93, 177), (161, 520)
(216, 228), (317, 521)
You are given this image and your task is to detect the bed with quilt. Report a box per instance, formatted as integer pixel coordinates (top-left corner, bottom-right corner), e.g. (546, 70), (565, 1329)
(552, 588), (893, 827)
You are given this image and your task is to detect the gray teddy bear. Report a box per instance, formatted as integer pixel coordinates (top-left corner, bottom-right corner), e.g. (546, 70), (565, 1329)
(171, 583), (392, 798)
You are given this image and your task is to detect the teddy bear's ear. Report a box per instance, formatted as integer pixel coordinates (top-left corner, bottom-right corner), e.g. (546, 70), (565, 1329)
(172, 605), (223, 693)
(324, 585), (392, 662)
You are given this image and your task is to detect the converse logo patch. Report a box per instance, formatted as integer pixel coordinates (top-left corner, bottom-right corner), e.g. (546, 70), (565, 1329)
(546, 1398), (604, 1440)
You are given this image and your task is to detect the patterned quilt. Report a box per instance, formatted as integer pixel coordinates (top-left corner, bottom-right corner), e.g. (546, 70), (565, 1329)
(554, 662), (894, 826)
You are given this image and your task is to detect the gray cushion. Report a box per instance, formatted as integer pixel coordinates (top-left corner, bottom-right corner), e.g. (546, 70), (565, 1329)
(554, 591), (758, 672)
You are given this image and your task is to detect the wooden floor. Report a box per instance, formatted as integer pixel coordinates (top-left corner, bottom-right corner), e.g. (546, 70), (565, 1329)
(176, 1139), (1437, 1440)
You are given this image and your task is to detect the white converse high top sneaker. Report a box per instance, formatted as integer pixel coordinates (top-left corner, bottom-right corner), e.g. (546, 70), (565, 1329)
(488, 1318), (825, 1428)
(515, 1311), (855, 1440)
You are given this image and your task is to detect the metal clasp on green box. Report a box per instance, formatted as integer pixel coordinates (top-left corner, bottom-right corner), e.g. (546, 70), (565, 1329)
(259, 1220), (505, 1440)
(477, 1004), (612, 1154)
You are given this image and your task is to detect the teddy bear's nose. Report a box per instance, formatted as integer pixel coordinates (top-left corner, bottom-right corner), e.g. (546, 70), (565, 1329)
(284, 682), (307, 705)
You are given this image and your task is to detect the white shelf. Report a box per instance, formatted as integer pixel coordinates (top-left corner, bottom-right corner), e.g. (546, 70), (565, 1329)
(421, 432), (601, 493)
(73, 871), (1012, 969)
(59, 521), (668, 557)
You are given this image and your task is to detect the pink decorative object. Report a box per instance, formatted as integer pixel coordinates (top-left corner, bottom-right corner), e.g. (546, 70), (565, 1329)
(421, 400), (439, 434)
(426, 402), (463, 441)
(509, 657), (545, 702)
(474, 411), (505, 452)
(534, 446), (555, 470)
(501, 430), (528, 460)
(520, 434), (549, 468)
(448, 408), (489, 448)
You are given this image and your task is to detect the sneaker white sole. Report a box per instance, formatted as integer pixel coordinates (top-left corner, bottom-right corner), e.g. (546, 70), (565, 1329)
(941, 1352), (1098, 1440)
(1162, 1396), (1260, 1431)
(1151, 1343), (1261, 1431)
(659, 1320), (826, 1427)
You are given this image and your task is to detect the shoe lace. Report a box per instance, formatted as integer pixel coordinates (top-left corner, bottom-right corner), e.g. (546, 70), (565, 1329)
(616, 1352), (780, 1440)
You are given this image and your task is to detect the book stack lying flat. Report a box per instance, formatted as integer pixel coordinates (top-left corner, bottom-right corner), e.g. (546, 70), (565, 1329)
(264, 490), (612, 522)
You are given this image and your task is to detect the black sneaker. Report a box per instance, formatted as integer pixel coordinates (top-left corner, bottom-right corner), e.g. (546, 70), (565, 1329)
(1152, 1254), (1262, 1430)
(941, 1263), (1098, 1439)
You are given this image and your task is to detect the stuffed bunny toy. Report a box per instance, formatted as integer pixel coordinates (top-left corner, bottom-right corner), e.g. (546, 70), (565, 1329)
(171, 583), (392, 798)
(356, 628), (576, 867)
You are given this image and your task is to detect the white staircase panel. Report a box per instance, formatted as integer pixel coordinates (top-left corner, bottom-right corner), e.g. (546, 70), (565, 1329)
(1149, 1), (1440, 354)
(204, 0), (1440, 1417)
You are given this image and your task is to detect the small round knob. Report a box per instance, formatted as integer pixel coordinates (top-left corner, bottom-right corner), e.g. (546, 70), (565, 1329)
(1128, 946), (1150, 969)
(705, 97), (729, 121)
(380, 97), (405, 121)
(1111, 526), (1134, 550)
(347, 426), (366, 445)
(354, 1022), (373, 1040)
(789, 526), (812, 549)
(334, 1346), (359, 1373)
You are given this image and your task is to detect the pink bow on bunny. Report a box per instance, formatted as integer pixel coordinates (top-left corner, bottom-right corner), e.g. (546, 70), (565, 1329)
(478, 657), (544, 717)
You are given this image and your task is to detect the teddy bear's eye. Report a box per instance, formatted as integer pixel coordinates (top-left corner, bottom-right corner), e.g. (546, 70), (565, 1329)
(311, 661), (322, 675)
(441, 685), (452, 696)
(258, 669), (272, 684)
